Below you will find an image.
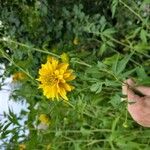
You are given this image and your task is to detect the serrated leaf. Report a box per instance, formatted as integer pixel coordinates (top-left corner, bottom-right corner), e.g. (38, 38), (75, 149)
(106, 40), (115, 47)
(109, 94), (121, 108)
(116, 53), (133, 75)
(80, 127), (91, 136)
(112, 54), (120, 74)
(98, 43), (106, 56)
(134, 43), (150, 52)
(120, 68), (137, 79)
(104, 79), (120, 87)
(111, 0), (119, 18)
(90, 82), (102, 93)
(140, 29), (147, 43)
(97, 61), (107, 69)
(136, 67), (148, 79)
(103, 28), (116, 37)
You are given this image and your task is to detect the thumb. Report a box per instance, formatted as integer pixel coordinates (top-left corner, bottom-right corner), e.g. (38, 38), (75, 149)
(127, 87), (141, 103)
(135, 86), (150, 96)
(126, 79), (141, 103)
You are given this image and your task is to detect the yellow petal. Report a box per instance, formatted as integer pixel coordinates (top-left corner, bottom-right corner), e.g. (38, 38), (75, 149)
(58, 63), (69, 72)
(59, 87), (68, 100)
(51, 58), (58, 70)
(65, 74), (76, 81)
(37, 56), (75, 101)
(62, 83), (72, 91)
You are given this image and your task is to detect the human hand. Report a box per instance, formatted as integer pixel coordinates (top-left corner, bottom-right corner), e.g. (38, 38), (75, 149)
(122, 79), (150, 127)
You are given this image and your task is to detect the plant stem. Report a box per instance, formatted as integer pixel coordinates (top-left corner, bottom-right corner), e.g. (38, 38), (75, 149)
(0, 38), (60, 58)
(119, 0), (143, 22)
(0, 49), (36, 83)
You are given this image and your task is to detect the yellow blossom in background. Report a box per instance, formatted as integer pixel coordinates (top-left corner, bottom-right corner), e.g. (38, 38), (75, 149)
(19, 144), (26, 150)
(39, 114), (50, 125)
(73, 37), (79, 45)
(12, 72), (26, 81)
(47, 144), (51, 150)
(37, 56), (75, 100)
(52, 47), (57, 53)
(61, 53), (69, 63)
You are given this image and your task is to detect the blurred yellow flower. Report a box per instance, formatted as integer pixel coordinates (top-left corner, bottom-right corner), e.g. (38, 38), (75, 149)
(19, 144), (26, 150)
(47, 144), (51, 150)
(52, 47), (57, 53)
(61, 53), (69, 63)
(12, 72), (26, 81)
(37, 56), (75, 100)
(73, 37), (79, 45)
(39, 114), (50, 125)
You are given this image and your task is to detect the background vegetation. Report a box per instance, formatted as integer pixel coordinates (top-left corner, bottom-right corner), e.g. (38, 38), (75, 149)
(0, 0), (150, 149)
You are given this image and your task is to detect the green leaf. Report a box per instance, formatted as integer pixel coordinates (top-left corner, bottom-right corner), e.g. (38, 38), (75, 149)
(144, 0), (150, 3)
(112, 54), (120, 74)
(98, 43), (107, 56)
(109, 94), (121, 108)
(134, 43), (150, 52)
(106, 40), (115, 47)
(120, 68), (137, 79)
(74, 143), (81, 150)
(116, 53), (133, 75)
(104, 79), (120, 87)
(97, 61), (107, 69)
(80, 127), (91, 136)
(140, 29), (147, 43)
(102, 28), (116, 37)
(111, 0), (119, 18)
(136, 67), (148, 79)
(103, 54), (119, 66)
(90, 82), (102, 93)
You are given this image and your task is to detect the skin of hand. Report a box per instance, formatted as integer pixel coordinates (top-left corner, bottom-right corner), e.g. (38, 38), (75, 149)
(122, 79), (150, 127)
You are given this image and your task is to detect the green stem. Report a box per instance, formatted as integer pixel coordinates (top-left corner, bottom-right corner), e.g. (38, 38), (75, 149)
(104, 35), (150, 59)
(119, 0), (143, 22)
(0, 38), (60, 58)
(0, 38), (92, 67)
(71, 60), (92, 67)
(0, 49), (36, 83)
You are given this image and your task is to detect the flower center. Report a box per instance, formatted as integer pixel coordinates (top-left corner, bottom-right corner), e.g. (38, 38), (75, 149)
(45, 70), (65, 85)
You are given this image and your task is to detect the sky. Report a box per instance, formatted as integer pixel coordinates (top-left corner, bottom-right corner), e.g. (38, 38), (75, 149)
(0, 78), (26, 115)
(0, 64), (28, 148)
(0, 64), (27, 116)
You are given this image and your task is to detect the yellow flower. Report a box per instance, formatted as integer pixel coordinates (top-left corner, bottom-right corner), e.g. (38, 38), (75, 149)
(47, 144), (51, 150)
(61, 53), (69, 63)
(19, 144), (26, 150)
(12, 72), (26, 81)
(39, 114), (50, 125)
(37, 56), (75, 100)
(73, 37), (79, 45)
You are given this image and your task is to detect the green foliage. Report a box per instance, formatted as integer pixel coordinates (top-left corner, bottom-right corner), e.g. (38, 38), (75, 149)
(0, 0), (150, 149)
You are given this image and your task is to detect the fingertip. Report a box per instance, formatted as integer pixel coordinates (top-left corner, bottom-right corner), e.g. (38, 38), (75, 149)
(122, 78), (134, 95)
(127, 87), (140, 103)
(136, 86), (150, 96)
(126, 78), (135, 86)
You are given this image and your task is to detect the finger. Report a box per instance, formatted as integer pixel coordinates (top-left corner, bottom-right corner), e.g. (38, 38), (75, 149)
(126, 78), (135, 86)
(127, 85), (141, 103)
(122, 81), (127, 95)
(135, 86), (150, 96)
(122, 79), (134, 95)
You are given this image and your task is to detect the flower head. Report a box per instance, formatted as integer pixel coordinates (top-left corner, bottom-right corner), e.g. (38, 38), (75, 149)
(39, 114), (50, 125)
(12, 72), (26, 81)
(19, 144), (26, 150)
(37, 56), (75, 100)
(73, 37), (79, 45)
